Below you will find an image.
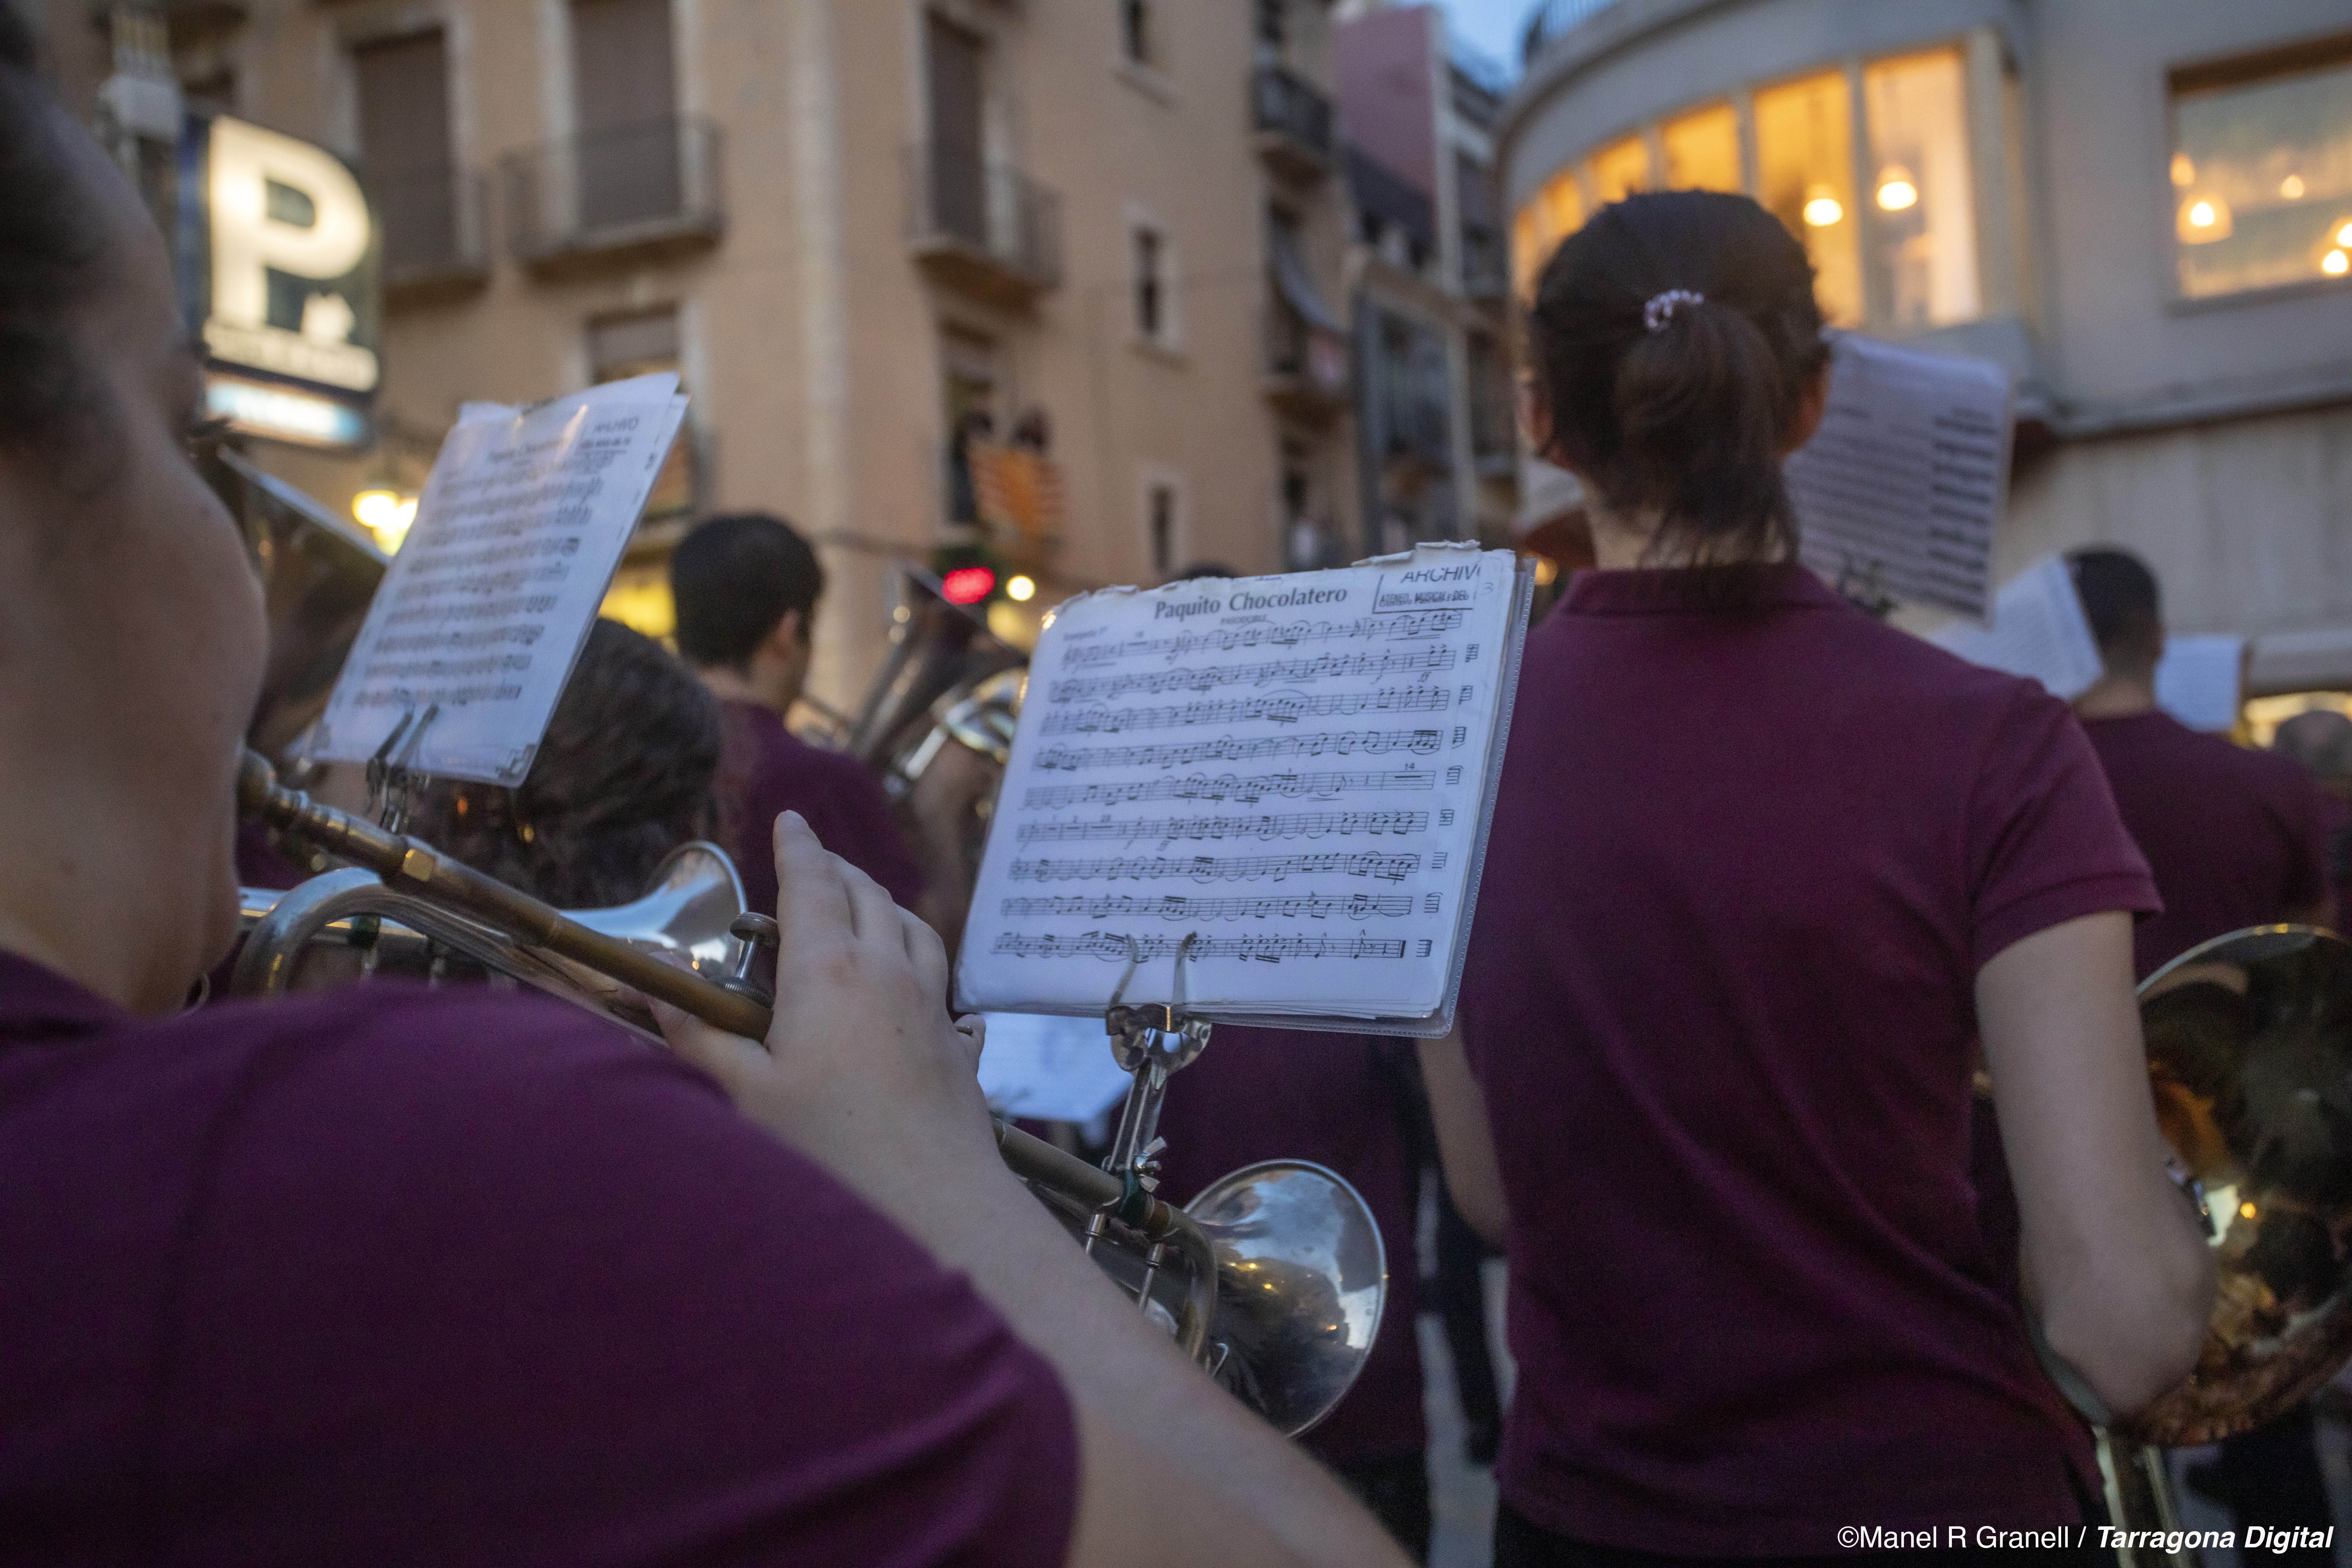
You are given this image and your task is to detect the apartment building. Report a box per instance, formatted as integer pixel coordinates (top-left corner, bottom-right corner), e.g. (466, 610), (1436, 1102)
(43, 0), (1356, 710)
(1507, 0), (2352, 710)
(1334, 1), (1519, 559)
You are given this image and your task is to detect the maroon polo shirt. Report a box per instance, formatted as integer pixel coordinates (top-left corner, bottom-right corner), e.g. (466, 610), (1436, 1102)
(2079, 710), (2332, 980)
(716, 699), (925, 919)
(1458, 565), (2157, 1555)
(0, 951), (1076, 1568)
(1149, 1027), (1425, 1469)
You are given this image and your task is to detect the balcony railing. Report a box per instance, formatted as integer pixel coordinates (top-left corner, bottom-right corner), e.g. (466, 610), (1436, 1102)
(373, 164), (490, 296)
(1252, 63), (1333, 178)
(502, 117), (724, 272)
(1521, 0), (1630, 66)
(905, 145), (1063, 304)
(1264, 300), (1350, 419)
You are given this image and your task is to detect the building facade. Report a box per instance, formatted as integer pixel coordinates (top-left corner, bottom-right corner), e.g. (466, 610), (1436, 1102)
(38, 0), (1358, 712)
(1334, 0), (1519, 561)
(1506, 0), (2352, 702)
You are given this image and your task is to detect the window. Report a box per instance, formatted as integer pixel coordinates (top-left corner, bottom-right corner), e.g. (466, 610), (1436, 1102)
(589, 308), (694, 517)
(1256, 0), (1286, 49)
(2170, 40), (2352, 299)
(1755, 68), (1862, 327)
(1512, 166), (1585, 299)
(354, 31), (457, 280)
(1662, 102), (1741, 193)
(1588, 134), (1652, 204)
(926, 14), (988, 248)
(1121, 0), (1154, 69)
(1865, 48), (1980, 328)
(1146, 479), (1180, 575)
(570, 0), (680, 230)
(1133, 222), (1170, 342)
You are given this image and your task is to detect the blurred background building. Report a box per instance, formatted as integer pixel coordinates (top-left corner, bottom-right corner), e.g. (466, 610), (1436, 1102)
(33, 0), (1362, 714)
(1506, 0), (2352, 726)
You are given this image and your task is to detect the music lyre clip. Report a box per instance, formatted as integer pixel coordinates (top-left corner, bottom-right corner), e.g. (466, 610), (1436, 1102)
(365, 701), (441, 834)
(1088, 933), (1212, 1309)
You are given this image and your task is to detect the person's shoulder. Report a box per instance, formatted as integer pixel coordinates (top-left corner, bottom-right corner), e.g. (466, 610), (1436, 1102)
(2216, 730), (2326, 810)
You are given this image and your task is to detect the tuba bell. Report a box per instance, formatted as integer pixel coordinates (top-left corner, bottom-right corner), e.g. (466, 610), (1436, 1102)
(843, 566), (1028, 796)
(2043, 925), (2352, 1552)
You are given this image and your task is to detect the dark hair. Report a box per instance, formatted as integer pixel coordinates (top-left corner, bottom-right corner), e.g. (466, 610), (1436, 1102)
(1175, 562), (1237, 580)
(409, 620), (723, 908)
(1525, 190), (1828, 567)
(0, 4), (112, 458)
(670, 512), (825, 670)
(2067, 547), (2163, 676)
(2274, 710), (2352, 781)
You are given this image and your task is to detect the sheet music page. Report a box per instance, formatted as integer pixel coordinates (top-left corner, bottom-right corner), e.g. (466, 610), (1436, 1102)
(975, 1012), (1134, 1125)
(1786, 333), (2012, 621)
(2157, 635), (2247, 732)
(301, 375), (687, 784)
(1930, 554), (2106, 700)
(956, 545), (1525, 1025)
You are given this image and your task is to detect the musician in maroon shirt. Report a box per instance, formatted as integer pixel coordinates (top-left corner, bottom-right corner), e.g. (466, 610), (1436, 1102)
(1417, 192), (2213, 1562)
(2066, 547), (2335, 1558)
(0, 25), (1403, 1567)
(671, 512), (988, 952)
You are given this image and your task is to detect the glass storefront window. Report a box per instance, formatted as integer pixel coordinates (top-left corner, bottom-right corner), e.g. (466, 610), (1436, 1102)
(1864, 48), (1981, 327)
(1661, 102), (1742, 193)
(1512, 168), (1587, 299)
(1755, 69), (1862, 326)
(1588, 134), (1653, 205)
(2172, 50), (2352, 298)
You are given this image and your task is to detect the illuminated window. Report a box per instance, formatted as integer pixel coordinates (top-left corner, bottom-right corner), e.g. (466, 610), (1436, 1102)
(1661, 102), (1741, 193)
(1755, 68), (1862, 327)
(2171, 43), (2352, 299)
(1588, 134), (1652, 205)
(1865, 48), (1981, 328)
(1512, 168), (1586, 299)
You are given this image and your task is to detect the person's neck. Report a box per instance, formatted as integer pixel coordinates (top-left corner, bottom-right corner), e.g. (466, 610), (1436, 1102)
(0, 758), (218, 1014)
(2073, 673), (2159, 720)
(1586, 502), (1787, 572)
(696, 662), (798, 716)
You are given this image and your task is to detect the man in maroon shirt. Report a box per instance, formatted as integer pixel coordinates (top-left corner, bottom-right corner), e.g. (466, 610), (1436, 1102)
(2067, 547), (2336, 1556)
(0, 28), (1404, 1567)
(670, 512), (986, 950)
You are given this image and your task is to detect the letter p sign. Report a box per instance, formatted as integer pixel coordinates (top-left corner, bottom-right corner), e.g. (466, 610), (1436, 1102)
(201, 116), (380, 395)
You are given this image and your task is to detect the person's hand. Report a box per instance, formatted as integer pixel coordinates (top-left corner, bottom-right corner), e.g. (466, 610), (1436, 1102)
(654, 810), (1001, 1214)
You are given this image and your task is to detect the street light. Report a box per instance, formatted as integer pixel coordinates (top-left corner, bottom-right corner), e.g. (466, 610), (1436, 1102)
(1874, 167), (1918, 212)
(1006, 574), (1037, 602)
(1801, 186), (1844, 227)
(352, 487), (417, 553)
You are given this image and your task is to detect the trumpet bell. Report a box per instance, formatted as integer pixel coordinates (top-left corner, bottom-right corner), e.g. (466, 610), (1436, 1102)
(2119, 925), (2352, 1446)
(1187, 1160), (1387, 1438)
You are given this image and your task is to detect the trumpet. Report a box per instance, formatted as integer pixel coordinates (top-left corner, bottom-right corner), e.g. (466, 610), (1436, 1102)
(232, 749), (1382, 1437)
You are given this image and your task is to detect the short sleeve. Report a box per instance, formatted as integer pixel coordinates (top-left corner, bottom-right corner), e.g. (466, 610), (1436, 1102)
(175, 994), (1076, 1568)
(1966, 686), (2161, 969)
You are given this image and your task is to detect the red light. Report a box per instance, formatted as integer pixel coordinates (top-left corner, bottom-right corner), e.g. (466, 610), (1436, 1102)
(941, 566), (996, 606)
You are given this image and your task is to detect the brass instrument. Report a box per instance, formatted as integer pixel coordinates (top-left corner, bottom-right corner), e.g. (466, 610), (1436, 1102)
(844, 566), (1027, 795)
(231, 749), (1383, 1437)
(2044, 926), (2352, 1559)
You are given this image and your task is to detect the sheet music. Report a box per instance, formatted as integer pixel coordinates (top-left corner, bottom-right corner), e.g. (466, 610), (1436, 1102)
(1930, 555), (2106, 700)
(2157, 635), (2247, 733)
(974, 1012), (1134, 1125)
(1787, 333), (2013, 620)
(957, 545), (1528, 1029)
(301, 374), (688, 784)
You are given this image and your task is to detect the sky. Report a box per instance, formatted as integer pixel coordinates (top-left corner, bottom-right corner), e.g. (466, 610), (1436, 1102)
(1434, 0), (1527, 83)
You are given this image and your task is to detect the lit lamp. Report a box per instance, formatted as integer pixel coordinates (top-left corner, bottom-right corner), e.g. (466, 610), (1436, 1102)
(352, 487), (418, 553)
(2175, 195), (2232, 244)
(2170, 153), (2195, 189)
(2324, 249), (2350, 279)
(1801, 184), (1844, 227)
(2337, 220), (2352, 248)
(2281, 174), (2306, 201)
(1874, 166), (1919, 212)
(1005, 574), (1037, 602)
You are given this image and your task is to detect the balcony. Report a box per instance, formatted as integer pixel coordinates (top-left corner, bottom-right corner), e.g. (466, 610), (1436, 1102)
(1461, 222), (1509, 303)
(374, 164), (490, 302)
(905, 147), (1063, 307)
(503, 117), (724, 276)
(1252, 64), (1333, 181)
(1264, 300), (1350, 421)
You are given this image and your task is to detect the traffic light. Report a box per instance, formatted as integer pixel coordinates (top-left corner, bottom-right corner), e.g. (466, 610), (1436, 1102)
(931, 542), (1006, 608)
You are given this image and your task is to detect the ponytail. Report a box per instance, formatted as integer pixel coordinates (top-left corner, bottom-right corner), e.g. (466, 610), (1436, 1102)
(1526, 190), (1827, 568)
